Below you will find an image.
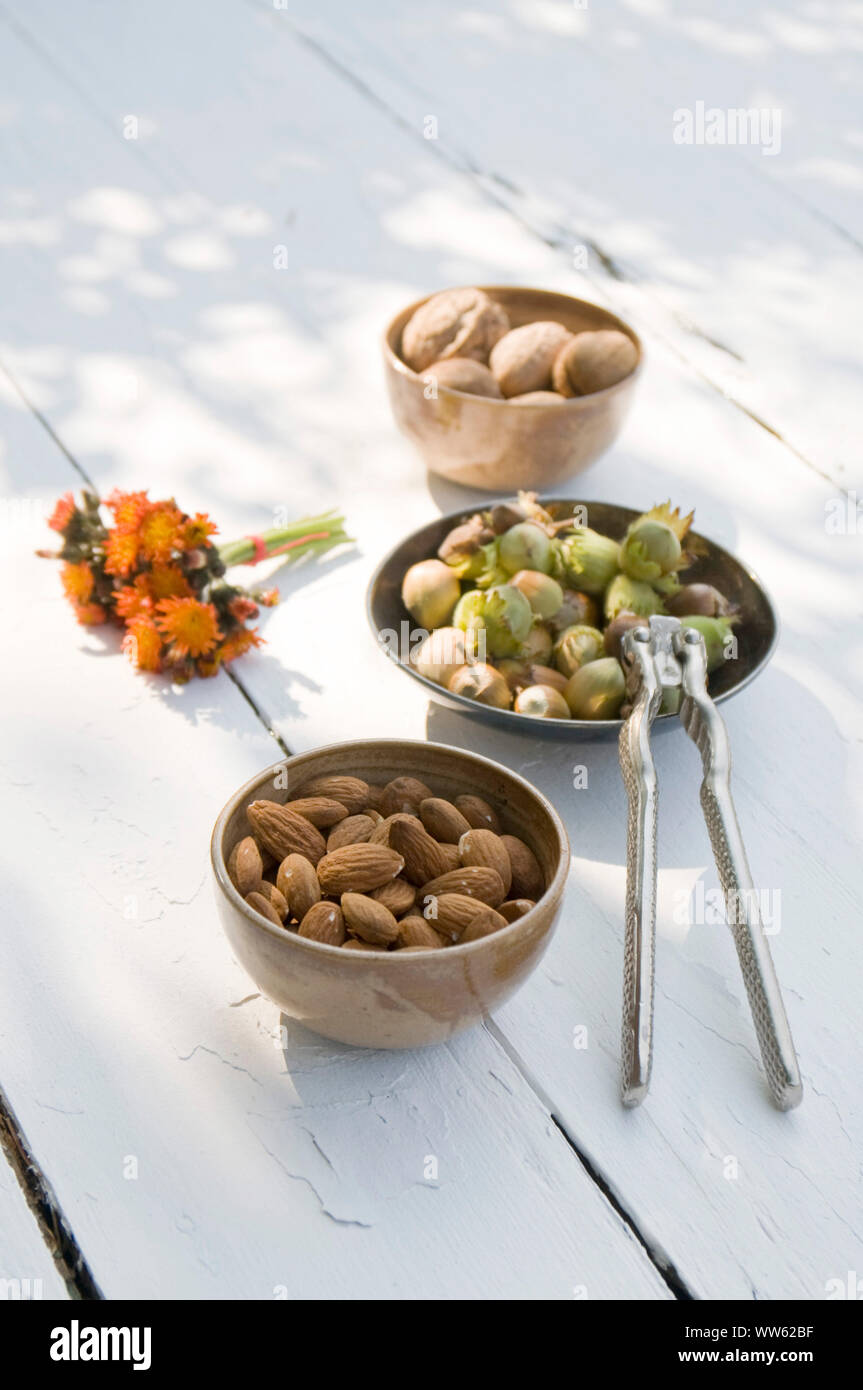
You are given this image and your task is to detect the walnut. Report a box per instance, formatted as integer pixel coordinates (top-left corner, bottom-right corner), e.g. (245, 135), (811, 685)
(401, 288), (510, 372)
(424, 357), (503, 398)
(552, 330), (638, 397)
(489, 321), (573, 397)
(508, 390), (567, 405)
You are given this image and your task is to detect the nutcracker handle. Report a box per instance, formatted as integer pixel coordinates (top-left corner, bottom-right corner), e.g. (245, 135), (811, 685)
(675, 629), (803, 1110)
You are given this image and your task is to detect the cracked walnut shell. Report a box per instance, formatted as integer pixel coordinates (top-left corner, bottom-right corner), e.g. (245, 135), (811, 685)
(401, 288), (510, 372)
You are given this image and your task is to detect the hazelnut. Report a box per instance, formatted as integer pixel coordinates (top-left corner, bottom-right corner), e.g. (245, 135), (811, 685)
(552, 330), (638, 397)
(489, 321), (574, 397)
(401, 288), (510, 372)
(508, 390), (567, 405)
(424, 357), (503, 399)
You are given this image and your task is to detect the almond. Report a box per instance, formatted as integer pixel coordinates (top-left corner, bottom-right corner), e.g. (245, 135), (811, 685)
(458, 828), (512, 895)
(326, 814), (377, 851)
(291, 776), (369, 815)
(341, 939), (387, 952)
(283, 796), (349, 828)
(369, 812), (418, 846)
(342, 893), (400, 946)
(365, 784), (386, 813)
(499, 898), (536, 923)
(454, 794), (501, 834)
(461, 906), (507, 943)
(247, 800), (326, 865)
(389, 817), (450, 886)
(245, 890), (284, 927)
(251, 879), (288, 920)
(276, 854), (321, 922)
(419, 797), (472, 843)
(398, 945), (436, 953)
(316, 843), (404, 895)
(422, 891), (494, 941)
(398, 916), (447, 949)
(437, 843), (461, 873)
(227, 836), (264, 896)
(419, 866), (506, 909)
(500, 834), (544, 900)
(298, 902), (346, 946)
(370, 877), (416, 916)
(379, 776), (435, 818)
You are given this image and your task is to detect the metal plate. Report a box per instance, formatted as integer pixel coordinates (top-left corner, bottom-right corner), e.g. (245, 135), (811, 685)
(366, 499), (779, 739)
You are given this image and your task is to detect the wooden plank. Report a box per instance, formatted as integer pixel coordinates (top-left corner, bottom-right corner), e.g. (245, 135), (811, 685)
(0, 0), (859, 1299)
(0, 412), (670, 1299)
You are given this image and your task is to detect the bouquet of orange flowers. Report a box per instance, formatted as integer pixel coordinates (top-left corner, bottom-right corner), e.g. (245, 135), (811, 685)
(41, 488), (350, 682)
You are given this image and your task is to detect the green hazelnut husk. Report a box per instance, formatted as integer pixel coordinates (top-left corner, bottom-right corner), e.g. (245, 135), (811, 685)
(564, 657), (626, 720)
(552, 623), (605, 678)
(498, 522), (553, 576)
(619, 517), (682, 581)
(510, 569), (564, 620)
(603, 573), (665, 623)
(677, 615), (738, 672)
(554, 528), (621, 595)
(453, 584), (533, 658)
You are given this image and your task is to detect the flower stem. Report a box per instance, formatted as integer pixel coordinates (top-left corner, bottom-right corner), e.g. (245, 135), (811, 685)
(217, 512), (351, 569)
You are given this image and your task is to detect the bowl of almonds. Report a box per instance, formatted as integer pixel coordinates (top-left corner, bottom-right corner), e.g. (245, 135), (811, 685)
(383, 285), (642, 490)
(211, 739), (569, 1048)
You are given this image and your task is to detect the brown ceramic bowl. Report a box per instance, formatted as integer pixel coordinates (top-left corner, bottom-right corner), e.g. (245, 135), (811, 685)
(211, 740), (570, 1049)
(383, 286), (642, 491)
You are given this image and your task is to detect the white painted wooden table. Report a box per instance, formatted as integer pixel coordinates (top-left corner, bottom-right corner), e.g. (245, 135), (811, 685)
(0, 0), (861, 1301)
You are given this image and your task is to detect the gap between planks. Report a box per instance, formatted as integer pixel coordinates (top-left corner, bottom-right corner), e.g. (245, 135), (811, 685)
(0, 1082), (102, 1300)
(484, 1021), (696, 1301)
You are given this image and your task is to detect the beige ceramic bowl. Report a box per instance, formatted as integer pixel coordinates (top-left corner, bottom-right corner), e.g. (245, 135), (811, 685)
(211, 739), (570, 1049)
(383, 285), (642, 491)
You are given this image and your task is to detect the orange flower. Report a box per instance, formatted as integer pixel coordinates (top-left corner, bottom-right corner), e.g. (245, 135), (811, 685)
(105, 489), (150, 532)
(155, 597), (222, 658)
(61, 561), (95, 604)
(75, 602), (108, 626)
(218, 627), (264, 664)
(104, 528), (139, 577)
(180, 513), (218, 549)
(123, 617), (163, 672)
(137, 502), (183, 563)
(49, 493), (77, 533)
(115, 579), (153, 620)
(148, 563), (192, 601)
(258, 588), (279, 608)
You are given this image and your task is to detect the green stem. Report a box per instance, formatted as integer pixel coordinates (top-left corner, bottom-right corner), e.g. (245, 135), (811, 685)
(217, 513), (350, 569)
